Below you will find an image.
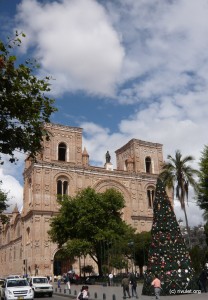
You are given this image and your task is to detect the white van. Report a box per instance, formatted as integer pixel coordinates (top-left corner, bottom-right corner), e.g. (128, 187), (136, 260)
(29, 277), (53, 297)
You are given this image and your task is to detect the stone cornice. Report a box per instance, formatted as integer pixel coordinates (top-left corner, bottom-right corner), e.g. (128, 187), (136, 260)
(26, 160), (158, 182)
(0, 236), (22, 249)
(21, 210), (59, 221)
(132, 215), (153, 221)
(45, 122), (82, 133)
(115, 138), (163, 154)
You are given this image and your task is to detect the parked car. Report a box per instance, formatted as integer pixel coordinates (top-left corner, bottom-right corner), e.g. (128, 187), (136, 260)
(79, 275), (99, 285)
(29, 276), (53, 297)
(1, 278), (34, 300)
(6, 275), (21, 280)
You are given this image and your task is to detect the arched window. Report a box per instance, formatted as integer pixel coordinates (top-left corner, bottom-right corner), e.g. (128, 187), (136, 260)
(57, 179), (68, 196)
(28, 177), (32, 204)
(26, 227), (30, 244)
(58, 143), (67, 161)
(7, 231), (10, 244)
(17, 222), (21, 238)
(147, 187), (155, 208)
(145, 157), (152, 173)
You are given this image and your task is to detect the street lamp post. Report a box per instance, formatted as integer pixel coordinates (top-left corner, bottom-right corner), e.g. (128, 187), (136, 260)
(128, 241), (135, 273)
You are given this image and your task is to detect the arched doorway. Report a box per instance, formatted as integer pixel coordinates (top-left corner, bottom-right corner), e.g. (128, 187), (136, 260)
(53, 249), (74, 276)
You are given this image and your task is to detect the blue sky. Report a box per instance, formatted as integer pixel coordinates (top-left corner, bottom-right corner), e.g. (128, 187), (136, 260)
(1, 0), (208, 226)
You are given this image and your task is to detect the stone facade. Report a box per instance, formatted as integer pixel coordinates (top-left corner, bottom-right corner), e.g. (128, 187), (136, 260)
(0, 123), (165, 277)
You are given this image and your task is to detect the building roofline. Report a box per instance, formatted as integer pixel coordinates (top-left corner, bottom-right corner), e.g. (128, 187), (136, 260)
(115, 138), (163, 154)
(45, 122), (82, 132)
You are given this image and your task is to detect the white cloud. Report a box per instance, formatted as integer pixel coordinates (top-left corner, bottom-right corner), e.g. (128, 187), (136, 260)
(0, 169), (23, 213)
(3, 0), (207, 226)
(174, 200), (204, 227)
(0, 152), (25, 212)
(15, 0), (125, 96)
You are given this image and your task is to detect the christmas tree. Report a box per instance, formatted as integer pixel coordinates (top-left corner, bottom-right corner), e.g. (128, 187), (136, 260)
(142, 178), (197, 295)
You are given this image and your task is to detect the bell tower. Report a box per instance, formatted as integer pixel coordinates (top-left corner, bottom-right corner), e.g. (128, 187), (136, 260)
(23, 123), (83, 215)
(115, 138), (163, 174)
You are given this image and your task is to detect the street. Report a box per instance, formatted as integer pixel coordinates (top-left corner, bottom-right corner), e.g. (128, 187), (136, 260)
(53, 283), (208, 300)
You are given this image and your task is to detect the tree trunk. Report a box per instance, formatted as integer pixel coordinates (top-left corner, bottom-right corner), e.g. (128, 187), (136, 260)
(183, 206), (191, 248)
(139, 265), (143, 277)
(97, 256), (103, 277)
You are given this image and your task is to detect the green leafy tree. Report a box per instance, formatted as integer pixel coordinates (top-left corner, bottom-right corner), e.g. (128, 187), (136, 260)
(204, 222), (208, 246)
(0, 181), (9, 230)
(189, 245), (207, 275)
(110, 255), (128, 272)
(197, 145), (208, 219)
(134, 231), (151, 276)
(81, 265), (94, 276)
(142, 179), (197, 296)
(159, 150), (199, 247)
(48, 187), (135, 276)
(109, 237), (134, 273)
(0, 32), (57, 163)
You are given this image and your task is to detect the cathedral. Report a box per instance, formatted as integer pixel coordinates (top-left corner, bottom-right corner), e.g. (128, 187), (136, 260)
(0, 123), (164, 277)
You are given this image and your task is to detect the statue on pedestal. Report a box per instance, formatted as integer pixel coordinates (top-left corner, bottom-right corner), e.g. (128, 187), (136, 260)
(105, 151), (111, 163)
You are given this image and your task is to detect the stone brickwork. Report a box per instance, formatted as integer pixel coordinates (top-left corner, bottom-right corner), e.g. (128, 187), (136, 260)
(0, 123), (166, 277)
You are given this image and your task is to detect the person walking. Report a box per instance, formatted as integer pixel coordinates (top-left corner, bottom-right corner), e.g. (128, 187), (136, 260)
(151, 274), (161, 300)
(57, 274), (62, 288)
(66, 273), (71, 290)
(77, 286), (89, 300)
(121, 275), (131, 299)
(109, 273), (113, 286)
(198, 268), (207, 292)
(130, 275), (138, 298)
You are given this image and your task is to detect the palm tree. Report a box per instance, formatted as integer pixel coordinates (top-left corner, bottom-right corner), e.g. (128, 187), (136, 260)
(159, 150), (199, 248)
(202, 211), (208, 222)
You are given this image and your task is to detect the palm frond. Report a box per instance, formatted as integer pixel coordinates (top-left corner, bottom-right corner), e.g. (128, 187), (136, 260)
(159, 149), (199, 247)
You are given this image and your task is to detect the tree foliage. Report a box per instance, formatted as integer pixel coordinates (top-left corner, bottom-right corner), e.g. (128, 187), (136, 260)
(134, 231), (151, 274)
(0, 32), (57, 163)
(189, 245), (207, 275)
(204, 222), (208, 246)
(0, 181), (9, 230)
(48, 187), (135, 276)
(81, 265), (94, 276)
(197, 145), (208, 218)
(159, 150), (199, 247)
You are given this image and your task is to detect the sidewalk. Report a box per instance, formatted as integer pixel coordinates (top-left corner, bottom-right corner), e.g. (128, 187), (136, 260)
(53, 283), (207, 300)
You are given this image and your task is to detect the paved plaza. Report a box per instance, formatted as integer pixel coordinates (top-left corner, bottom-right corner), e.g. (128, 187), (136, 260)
(54, 283), (207, 300)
